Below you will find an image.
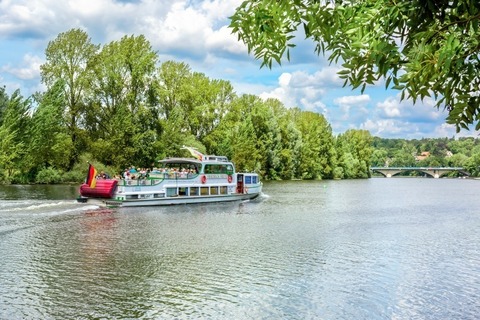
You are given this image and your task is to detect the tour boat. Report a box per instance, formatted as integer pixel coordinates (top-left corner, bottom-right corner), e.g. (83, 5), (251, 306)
(77, 147), (263, 207)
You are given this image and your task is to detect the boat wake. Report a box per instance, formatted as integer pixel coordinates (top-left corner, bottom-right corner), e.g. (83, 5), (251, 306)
(0, 199), (100, 215)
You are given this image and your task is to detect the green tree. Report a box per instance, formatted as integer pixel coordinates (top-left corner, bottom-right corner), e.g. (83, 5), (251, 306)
(230, 0), (480, 131)
(277, 113), (302, 180)
(40, 28), (99, 169)
(336, 129), (372, 178)
(294, 109), (335, 179)
(464, 152), (480, 177)
(0, 86), (8, 125)
(370, 148), (388, 167)
(0, 90), (31, 180)
(28, 80), (72, 172)
(87, 34), (158, 169)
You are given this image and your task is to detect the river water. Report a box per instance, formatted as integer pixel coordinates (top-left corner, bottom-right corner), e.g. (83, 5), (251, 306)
(0, 179), (479, 319)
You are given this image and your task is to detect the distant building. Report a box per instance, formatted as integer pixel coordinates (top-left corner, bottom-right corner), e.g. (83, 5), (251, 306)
(415, 151), (430, 161)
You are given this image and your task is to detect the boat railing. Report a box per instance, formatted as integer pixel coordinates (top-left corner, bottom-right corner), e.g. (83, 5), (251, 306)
(117, 173), (200, 186)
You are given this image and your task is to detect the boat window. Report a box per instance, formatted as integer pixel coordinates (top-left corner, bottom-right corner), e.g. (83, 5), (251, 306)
(245, 176), (252, 184)
(201, 187), (209, 195)
(220, 186), (227, 195)
(166, 188), (177, 197)
(160, 162), (200, 178)
(210, 187), (219, 195)
(190, 187), (199, 196)
(204, 164), (234, 175)
(252, 176), (257, 184)
(179, 187), (187, 196)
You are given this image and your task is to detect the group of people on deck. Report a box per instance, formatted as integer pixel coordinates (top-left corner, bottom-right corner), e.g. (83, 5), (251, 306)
(123, 167), (150, 180)
(95, 165), (200, 181)
(154, 167), (198, 179)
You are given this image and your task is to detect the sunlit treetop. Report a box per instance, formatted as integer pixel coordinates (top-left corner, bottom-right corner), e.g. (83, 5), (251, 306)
(229, 0), (480, 132)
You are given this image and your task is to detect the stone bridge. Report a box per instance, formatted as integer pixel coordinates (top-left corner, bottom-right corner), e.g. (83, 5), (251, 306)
(370, 167), (469, 178)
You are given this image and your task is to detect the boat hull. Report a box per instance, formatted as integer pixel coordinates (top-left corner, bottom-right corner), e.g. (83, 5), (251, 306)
(78, 192), (261, 207)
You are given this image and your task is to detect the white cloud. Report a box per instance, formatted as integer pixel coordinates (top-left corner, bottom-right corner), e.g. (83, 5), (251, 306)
(201, 0), (243, 22)
(376, 94), (444, 123)
(334, 94), (370, 106)
(377, 96), (401, 117)
(205, 25), (247, 56)
(257, 67), (345, 113)
(1, 54), (42, 80)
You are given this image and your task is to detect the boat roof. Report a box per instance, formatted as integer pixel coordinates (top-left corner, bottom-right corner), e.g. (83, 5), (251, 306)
(159, 158), (202, 164)
(159, 156), (232, 165)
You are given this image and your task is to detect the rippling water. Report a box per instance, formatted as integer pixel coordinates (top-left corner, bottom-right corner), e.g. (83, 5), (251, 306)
(0, 179), (479, 319)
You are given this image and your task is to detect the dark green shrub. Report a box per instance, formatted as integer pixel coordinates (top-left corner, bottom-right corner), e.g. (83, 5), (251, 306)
(35, 167), (62, 184)
(62, 170), (86, 183)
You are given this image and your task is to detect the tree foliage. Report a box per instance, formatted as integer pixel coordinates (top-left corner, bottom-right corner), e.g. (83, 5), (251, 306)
(0, 90), (31, 180)
(29, 80), (72, 171)
(41, 28), (99, 169)
(229, 0), (480, 131)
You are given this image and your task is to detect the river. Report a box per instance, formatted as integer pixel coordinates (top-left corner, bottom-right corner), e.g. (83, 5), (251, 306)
(0, 179), (479, 319)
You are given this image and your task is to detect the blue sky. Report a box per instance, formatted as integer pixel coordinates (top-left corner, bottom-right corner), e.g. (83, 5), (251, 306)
(0, 0), (473, 139)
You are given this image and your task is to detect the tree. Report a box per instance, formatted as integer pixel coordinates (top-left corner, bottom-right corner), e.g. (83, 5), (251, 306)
(0, 90), (31, 180)
(230, 1), (480, 131)
(28, 80), (72, 171)
(0, 86), (8, 126)
(40, 28), (99, 169)
(87, 34), (158, 168)
(294, 109), (336, 179)
(336, 129), (372, 178)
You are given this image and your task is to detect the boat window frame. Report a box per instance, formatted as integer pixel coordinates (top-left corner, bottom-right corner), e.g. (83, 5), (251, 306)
(203, 164), (234, 175)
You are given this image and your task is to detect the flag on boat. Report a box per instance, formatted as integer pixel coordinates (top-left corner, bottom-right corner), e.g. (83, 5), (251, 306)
(86, 164), (98, 188)
(182, 146), (203, 161)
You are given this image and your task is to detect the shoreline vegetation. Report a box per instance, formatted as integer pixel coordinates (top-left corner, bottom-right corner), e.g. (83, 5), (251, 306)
(1, 29), (480, 185)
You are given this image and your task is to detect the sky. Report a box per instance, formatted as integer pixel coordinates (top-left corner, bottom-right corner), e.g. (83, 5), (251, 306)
(0, 0), (475, 139)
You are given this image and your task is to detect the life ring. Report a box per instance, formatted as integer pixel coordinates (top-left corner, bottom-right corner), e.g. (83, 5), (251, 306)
(227, 175), (233, 183)
(201, 175), (207, 184)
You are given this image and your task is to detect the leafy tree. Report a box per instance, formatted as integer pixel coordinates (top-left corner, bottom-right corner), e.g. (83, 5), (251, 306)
(370, 148), (388, 167)
(185, 76), (235, 140)
(294, 109), (335, 179)
(230, 0), (480, 131)
(29, 80), (72, 171)
(336, 129), (372, 178)
(87, 34), (158, 169)
(0, 90), (31, 180)
(446, 153), (468, 167)
(277, 112), (302, 180)
(464, 152), (480, 177)
(40, 28), (99, 169)
(0, 86), (8, 125)
(154, 61), (192, 120)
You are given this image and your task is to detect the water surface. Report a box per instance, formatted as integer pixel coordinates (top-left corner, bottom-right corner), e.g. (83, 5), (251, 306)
(0, 179), (479, 319)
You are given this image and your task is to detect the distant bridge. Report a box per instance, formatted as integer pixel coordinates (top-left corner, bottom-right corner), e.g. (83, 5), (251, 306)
(370, 167), (469, 178)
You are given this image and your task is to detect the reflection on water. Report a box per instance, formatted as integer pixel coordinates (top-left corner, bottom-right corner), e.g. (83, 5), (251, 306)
(0, 179), (479, 319)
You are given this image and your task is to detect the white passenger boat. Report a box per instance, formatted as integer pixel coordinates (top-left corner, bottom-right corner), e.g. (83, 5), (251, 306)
(77, 147), (263, 207)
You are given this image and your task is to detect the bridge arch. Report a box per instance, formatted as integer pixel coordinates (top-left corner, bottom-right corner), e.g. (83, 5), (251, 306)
(370, 167), (469, 178)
